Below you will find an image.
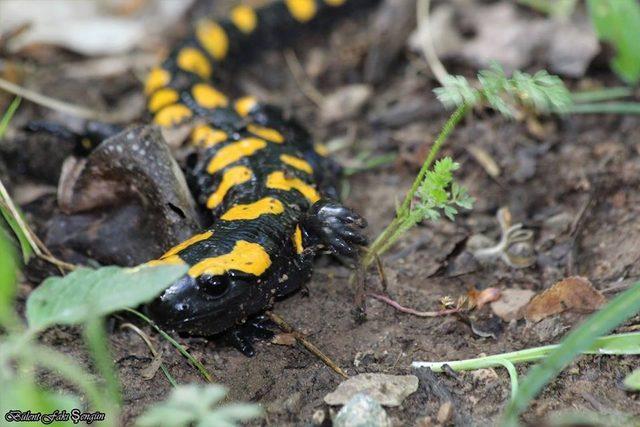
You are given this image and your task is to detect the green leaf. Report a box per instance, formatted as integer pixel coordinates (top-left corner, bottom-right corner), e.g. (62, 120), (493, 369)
(587, 0), (640, 84)
(434, 75), (480, 109)
(0, 378), (80, 427)
(0, 229), (16, 316)
(136, 384), (262, 427)
(500, 281), (640, 426)
(0, 202), (35, 261)
(624, 368), (640, 391)
(26, 264), (187, 331)
(0, 96), (21, 139)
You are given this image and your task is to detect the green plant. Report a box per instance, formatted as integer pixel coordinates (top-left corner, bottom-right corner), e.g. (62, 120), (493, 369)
(412, 282), (640, 426)
(363, 104), (472, 268)
(587, 0), (640, 85)
(136, 384), (262, 427)
(435, 63), (573, 117)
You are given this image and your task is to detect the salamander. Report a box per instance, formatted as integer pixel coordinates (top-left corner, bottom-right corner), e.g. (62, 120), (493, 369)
(141, 0), (372, 353)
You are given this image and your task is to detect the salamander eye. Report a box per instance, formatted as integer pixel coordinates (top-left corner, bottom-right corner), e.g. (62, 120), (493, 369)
(197, 274), (229, 298)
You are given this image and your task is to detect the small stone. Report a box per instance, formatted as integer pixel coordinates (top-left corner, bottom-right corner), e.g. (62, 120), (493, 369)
(436, 401), (453, 425)
(312, 408), (327, 426)
(333, 394), (391, 427)
(321, 84), (372, 123)
(490, 289), (536, 321)
(414, 416), (433, 427)
(324, 373), (419, 407)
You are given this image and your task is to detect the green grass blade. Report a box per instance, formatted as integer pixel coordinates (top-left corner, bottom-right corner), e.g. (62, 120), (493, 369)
(0, 96), (21, 138)
(571, 87), (633, 103)
(126, 308), (215, 383)
(0, 200), (35, 261)
(566, 102), (640, 114)
(500, 281), (640, 426)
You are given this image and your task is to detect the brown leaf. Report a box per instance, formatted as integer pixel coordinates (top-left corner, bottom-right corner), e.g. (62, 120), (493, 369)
(271, 333), (297, 347)
(467, 287), (502, 309)
(524, 276), (605, 323)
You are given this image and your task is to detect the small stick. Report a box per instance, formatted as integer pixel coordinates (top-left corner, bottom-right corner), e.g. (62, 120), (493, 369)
(0, 180), (74, 272)
(120, 322), (177, 386)
(369, 293), (462, 318)
(0, 77), (125, 123)
(266, 311), (349, 379)
(374, 254), (389, 293)
(283, 50), (325, 107)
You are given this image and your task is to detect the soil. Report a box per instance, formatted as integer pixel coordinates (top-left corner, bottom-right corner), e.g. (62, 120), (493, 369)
(3, 0), (640, 425)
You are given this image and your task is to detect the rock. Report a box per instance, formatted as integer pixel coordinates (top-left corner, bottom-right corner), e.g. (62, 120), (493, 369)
(324, 373), (419, 407)
(491, 289), (536, 321)
(436, 401), (454, 425)
(333, 394), (391, 427)
(321, 84), (372, 123)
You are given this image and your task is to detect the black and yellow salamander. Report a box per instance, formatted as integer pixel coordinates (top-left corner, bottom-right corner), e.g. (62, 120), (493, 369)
(140, 0), (373, 354)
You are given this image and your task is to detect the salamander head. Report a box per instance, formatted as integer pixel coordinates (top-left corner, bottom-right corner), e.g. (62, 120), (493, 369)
(147, 271), (270, 335)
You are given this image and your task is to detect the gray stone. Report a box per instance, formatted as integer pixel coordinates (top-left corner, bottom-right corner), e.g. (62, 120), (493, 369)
(324, 373), (419, 407)
(333, 394), (391, 427)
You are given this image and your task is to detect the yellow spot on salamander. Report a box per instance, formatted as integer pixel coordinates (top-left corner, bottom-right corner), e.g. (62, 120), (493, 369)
(177, 47), (212, 79)
(154, 104), (193, 126)
(145, 67), (170, 95)
(324, 0), (346, 6)
(293, 225), (303, 254)
(314, 143), (329, 157)
(280, 154), (313, 174)
(146, 254), (186, 267)
(191, 125), (228, 148)
(266, 171), (320, 203)
(247, 124), (284, 143)
(231, 5), (258, 34)
(207, 137), (267, 174)
(196, 20), (229, 60)
(188, 240), (271, 277)
(234, 96), (258, 116)
(148, 88), (179, 113)
(221, 197), (284, 221)
(192, 83), (229, 109)
(206, 166), (253, 209)
(286, 0), (317, 22)
(161, 231), (214, 258)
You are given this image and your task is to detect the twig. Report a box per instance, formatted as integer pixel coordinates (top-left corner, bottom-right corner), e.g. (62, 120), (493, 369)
(266, 311), (349, 379)
(0, 77), (125, 123)
(120, 322), (177, 387)
(126, 308), (214, 383)
(369, 293), (463, 318)
(416, 0), (449, 86)
(0, 179), (74, 272)
(283, 49), (325, 107)
(374, 254), (389, 293)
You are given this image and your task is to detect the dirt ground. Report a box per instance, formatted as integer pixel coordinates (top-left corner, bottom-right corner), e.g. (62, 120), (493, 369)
(3, 0), (640, 425)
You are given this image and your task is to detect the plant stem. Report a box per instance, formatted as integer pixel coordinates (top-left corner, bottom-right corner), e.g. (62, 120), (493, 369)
(126, 308), (214, 383)
(571, 86), (633, 103)
(84, 316), (121, 407)
(363, 103), (468, 268)
(500, 283), (640, 426)
(566, 102), (640, 114)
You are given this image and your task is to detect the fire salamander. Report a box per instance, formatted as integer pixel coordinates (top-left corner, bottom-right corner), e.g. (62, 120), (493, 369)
(140, 0), (371, 354)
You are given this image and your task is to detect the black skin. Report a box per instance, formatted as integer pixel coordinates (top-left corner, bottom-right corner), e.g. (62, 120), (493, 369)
(28, 0), (375, 356)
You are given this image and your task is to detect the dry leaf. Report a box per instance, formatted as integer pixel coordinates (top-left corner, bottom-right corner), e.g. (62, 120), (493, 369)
(271, 333), (297, 347)
(524, 276), (605, 323)
(467, 287), (502, 309)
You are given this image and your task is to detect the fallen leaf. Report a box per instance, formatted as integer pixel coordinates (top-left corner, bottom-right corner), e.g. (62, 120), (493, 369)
(467, 287), (502, 309)
(524, 276), (605, 323)
(324, 373), (418, 407)
(490, 289), (536, 321)
(271, 333), (297, 347)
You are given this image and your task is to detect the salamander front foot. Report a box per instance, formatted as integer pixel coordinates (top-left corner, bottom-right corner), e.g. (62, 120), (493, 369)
(222, 315), (275, 357)
(302, 200), (368, 258)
